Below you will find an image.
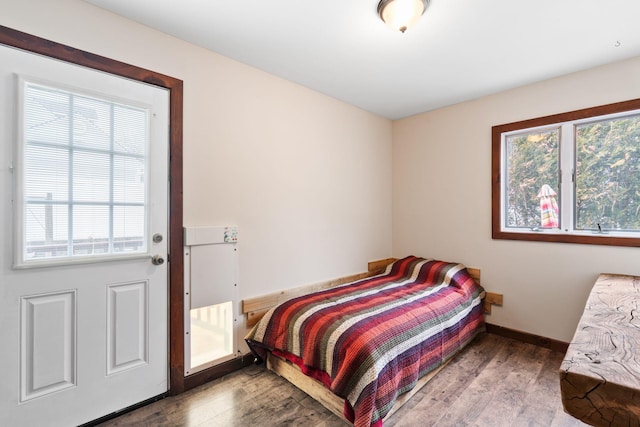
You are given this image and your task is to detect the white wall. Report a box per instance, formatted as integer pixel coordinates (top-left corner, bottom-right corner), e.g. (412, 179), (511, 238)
(7, 0), (639, 345)
(2, 0), (393, 300)
(393, 56), (640, 342)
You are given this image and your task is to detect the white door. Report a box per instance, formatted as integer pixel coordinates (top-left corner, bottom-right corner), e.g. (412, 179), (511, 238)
(0, 44), (169, 426)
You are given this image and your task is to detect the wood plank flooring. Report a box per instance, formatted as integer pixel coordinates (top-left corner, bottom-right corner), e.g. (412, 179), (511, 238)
(98, 333), (587, 427)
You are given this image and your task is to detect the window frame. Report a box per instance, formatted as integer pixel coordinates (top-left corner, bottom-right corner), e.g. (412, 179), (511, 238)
(492, 98), (640, 247)
(15, 75), (153, 268)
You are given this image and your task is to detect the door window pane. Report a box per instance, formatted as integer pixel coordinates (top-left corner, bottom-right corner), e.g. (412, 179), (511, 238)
(23, 85), (70, 146)
(72, 205), (110, 255)
(73, 95), (111, 151)
(24, 145), (69, 201)
(24, 204), (69, 258)
(113, 156), (146, 204)
(114, 105), (147, 156)
(113, 206), (145, 253)
(72, 151), (110, 203)
(19, 80), (149, 265)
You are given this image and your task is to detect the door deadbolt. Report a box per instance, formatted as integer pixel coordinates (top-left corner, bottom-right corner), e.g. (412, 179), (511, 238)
(151, 255), (165, 265)
(152, 233), (163, 243)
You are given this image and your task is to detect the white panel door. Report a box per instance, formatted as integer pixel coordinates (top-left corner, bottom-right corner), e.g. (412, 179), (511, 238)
(0, 44), (169, 426)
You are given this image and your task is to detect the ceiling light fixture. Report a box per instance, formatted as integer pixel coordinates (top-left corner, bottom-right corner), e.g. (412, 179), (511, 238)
(377, 0), (429, 33)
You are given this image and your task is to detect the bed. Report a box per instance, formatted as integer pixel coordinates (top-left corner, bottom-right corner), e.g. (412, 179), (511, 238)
(245, 256), (486, 427)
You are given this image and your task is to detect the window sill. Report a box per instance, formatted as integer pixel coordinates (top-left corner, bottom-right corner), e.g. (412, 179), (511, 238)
(492, 228), (640, 247)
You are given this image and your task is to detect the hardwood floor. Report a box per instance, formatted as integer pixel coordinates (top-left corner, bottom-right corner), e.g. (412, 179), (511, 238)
(98, 333), (587, 427)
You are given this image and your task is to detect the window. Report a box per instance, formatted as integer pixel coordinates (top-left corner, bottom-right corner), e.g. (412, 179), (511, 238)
(492, 98), (640, 247)
(16, 78), (150, 266)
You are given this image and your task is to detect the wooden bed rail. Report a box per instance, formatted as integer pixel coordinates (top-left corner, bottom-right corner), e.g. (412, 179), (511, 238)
(242, 258), (498, 328)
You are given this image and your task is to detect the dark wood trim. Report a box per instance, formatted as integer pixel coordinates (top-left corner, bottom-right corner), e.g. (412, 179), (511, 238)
(167, 78), (185, 395)
(0, 26), (186, 393)
(491, 97), (640, 247)
(486, 323), (569, 354)
(183, 355), (255, 391)
(0, 26), (178, 89)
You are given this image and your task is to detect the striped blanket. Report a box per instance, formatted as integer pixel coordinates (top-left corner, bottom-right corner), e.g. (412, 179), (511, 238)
(246, 256), (485, 427)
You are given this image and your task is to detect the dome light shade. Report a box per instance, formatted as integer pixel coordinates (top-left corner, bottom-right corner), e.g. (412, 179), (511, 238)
(377, 0), (429, 33)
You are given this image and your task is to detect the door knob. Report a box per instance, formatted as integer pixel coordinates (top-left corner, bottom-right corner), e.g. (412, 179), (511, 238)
(151, 255), (165, 265)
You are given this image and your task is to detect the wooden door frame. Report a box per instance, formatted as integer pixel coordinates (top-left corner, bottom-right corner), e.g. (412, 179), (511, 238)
(0, 26), (187, 394)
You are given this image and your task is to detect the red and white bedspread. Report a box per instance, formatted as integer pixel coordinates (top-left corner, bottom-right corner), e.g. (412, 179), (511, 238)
(245, 256), (486, 427)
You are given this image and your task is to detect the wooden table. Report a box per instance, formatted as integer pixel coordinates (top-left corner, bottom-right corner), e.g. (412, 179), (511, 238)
(560, 273), (640, 426)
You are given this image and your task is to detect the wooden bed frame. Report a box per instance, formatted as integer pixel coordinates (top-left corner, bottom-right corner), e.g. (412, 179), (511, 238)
(242, 258), (497, 424)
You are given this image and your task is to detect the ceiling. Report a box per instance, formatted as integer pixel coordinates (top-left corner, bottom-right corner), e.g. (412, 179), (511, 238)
(86, 0), (640, 120)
